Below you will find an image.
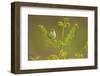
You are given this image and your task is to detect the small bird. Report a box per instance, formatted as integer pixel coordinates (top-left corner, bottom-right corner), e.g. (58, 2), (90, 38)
(48, 29), (56, 39)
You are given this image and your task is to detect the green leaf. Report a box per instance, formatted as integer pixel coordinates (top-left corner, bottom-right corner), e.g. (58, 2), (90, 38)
(58, 49), (67, 59)
(57, 18), (70, 28)
(30, 56), (40, 60)
(63, 18), (70, 28)
(48, 55), (59, 60)
(58, 21), (64, 27)
(46, 39), (58, 48)
(38, 24), (48, 36)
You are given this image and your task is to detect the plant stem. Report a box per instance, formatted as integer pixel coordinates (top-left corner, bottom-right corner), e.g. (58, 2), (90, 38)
(60, 27), (65, 50)
(62, 27), (64, 41)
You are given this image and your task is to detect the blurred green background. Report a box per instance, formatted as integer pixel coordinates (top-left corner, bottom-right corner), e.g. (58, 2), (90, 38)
(28, 15), (88, 60)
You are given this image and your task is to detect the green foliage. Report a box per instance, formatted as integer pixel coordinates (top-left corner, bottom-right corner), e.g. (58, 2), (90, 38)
(74, 42), (88, 58)
(38, 24), (48, 38)
(46, 39), (66, 50)
(58, 18), (70, 28)
(30, 56), (40, 60)
(64, 24), (79, 46)
(57, 40), (64, 49)
(58, 49), (67, 59)
(33, 17), (88, 60)
(48, 49), (68, 60)
(38, 24), (58, 48)
(45, 39), (58, 48)
(29, 49), (68, 60)
(38, 18), (72, 49)
(48, 55), (59, 60)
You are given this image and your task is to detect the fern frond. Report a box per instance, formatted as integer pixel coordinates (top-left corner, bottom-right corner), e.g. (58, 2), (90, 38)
(64, 24), (79, 46)
(38, 24), (48, 37)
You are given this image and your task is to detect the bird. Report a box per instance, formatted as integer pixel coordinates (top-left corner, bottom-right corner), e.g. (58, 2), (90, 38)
(48, 29), (56, 40)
